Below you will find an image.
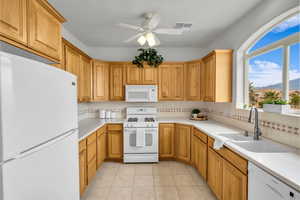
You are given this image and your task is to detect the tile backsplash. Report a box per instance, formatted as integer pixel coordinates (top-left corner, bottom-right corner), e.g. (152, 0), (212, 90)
(78, 101), (205, 120)
(78, 101), (300, 149)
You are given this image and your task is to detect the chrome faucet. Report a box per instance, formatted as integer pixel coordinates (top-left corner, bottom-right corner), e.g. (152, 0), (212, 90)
(248, 107), (262, 140)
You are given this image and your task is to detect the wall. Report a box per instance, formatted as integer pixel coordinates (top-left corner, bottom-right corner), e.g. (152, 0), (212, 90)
(88, 46), (207, 62)
(61, 27), (90, 55)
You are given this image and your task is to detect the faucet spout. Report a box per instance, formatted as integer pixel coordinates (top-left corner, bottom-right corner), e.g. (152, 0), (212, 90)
(248, 107), (262, 140)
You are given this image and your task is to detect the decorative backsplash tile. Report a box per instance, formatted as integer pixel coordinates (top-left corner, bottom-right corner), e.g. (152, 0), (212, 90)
(78, 101), (205, 118)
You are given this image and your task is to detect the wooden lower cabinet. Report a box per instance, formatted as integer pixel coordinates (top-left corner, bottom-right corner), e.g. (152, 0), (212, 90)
(222, 159), (247, 200)
(79, 139), (87, 195)
(87, 132), (97, 183)
(107, 124), (123, 159)
(96, 126), (107, 168)
(207, 148), (223, 200)
(192, 134), (207, 180)
(175, 124), (191, 162)
(159, 123), (175, 158)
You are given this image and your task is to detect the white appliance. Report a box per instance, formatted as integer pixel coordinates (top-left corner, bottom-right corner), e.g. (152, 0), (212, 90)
(123, 107), (158, 163)
(125, 85), (157, 102)
(0, 51), (80, 200)
(249, 162), (300, 200)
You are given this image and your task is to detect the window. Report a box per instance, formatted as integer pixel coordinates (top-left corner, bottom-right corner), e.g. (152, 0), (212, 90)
(244, 13), (300, 112)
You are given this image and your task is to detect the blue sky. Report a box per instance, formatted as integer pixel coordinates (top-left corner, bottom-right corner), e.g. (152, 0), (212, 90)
(248, 13), (300, 88)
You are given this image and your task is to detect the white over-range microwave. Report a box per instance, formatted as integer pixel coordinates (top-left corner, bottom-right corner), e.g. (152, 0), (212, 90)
(125, 85), (158, 102)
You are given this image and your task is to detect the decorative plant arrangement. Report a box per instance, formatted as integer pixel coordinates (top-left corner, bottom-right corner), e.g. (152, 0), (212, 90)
(191, 109), (201, 118)
(132, 48), (164, 68)
(262, 98), (290, 114)
(190, 108), (207, 121)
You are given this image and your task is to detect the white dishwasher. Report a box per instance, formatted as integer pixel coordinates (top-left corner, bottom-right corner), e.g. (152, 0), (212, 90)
(249, 162), (300, 200)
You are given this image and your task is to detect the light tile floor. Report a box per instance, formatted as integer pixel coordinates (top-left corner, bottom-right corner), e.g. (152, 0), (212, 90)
(81, 161), (217, 200)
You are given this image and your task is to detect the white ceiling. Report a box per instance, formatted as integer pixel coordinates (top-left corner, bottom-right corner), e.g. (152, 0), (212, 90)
(49, 0), (263, 47)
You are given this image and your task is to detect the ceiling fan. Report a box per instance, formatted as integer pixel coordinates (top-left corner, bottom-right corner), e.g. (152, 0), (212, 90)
(118, 12), (191, 47)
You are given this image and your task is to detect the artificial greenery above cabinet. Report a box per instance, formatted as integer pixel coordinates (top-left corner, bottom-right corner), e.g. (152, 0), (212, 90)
(132, 48), (164, 68)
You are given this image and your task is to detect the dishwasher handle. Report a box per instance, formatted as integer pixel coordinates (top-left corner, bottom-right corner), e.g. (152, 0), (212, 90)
(266, 183), (284, 198)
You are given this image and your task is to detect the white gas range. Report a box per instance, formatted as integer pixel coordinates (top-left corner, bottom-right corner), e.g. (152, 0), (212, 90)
(123, 107), (158, 163)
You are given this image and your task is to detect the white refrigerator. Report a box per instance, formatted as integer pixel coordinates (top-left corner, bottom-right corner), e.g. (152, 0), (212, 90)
(0, 51), (80, 200)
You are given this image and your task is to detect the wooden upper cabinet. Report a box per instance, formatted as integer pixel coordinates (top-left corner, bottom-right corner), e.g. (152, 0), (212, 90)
(222, 159), (247, 200)
(175, 124), (191, 162)
(0, 0), (27, 45)
(79, 55), (92, 102)
(126, 64), (142, 84)
(93, 60), (109, 101)
(110, 64), (125, 100)
(142, 65), (158, 84)
(186, 61), (202, 100)
(202, 50), (233, 102)
(126, 64), (158, 85)
(28, 0), (65, 61)
(64, 45), (80, 76)
(158, 64), (185, 100)
(202, 54), (216, 102)
(64, 45), (80, 99)
(159, 123), (175, 158)
(0, 0), (65, 62)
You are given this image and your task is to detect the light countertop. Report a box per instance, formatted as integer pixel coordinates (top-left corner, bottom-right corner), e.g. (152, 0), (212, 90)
(78, 117), (300, 192)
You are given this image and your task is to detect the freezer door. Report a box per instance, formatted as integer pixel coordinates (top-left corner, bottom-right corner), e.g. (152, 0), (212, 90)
(0, 51), (78, 162)
(1, 131), (79, 200)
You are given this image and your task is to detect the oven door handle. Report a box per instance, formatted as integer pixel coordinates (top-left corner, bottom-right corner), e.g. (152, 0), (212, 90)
(136, 128), (146, 147)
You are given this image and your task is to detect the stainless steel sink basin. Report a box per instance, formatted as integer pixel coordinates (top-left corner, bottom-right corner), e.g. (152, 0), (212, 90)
(231, 140), (292, 153)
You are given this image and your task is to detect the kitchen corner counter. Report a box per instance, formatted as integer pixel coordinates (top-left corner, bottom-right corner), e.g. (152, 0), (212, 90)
(78, 117), (300, 191)
(78, 118), (124, 141)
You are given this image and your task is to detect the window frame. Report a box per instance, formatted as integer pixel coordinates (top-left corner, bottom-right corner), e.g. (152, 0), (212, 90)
(244, 33), (300, 105)
(238, 8), (300, 112)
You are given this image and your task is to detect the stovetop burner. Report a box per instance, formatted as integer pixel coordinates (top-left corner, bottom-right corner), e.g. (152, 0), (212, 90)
(144, 118), (155, 122)
(128, 117), (138, 122)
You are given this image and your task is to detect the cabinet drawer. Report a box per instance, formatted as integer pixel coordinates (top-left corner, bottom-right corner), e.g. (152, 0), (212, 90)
(208, 137), (248, 174)
(79, 139), (86, 152)
(107, 124), (122, 131)
(87, 157), (97, 183)
(193, 128), (208, 143)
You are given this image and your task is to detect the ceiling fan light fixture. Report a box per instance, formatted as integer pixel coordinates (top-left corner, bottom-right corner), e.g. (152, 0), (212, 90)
(137, 35), (146, 46)
(146, 32), (156, 47)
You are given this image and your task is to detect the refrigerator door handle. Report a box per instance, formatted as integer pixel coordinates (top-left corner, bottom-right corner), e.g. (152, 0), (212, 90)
(15, 129), (78, 160)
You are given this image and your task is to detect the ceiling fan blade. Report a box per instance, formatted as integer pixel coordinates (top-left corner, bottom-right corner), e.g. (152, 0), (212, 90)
(148, 13), (160, 29)
(154, 28), (184, 35)
(118, 23), (143, 31)
(124, 33), (143, 43)
(153, 34), (160, 46)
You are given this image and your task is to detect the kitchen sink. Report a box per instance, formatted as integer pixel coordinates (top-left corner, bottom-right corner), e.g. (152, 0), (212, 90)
(231, 139), (292, 153)
(218, 133), (253, 142)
